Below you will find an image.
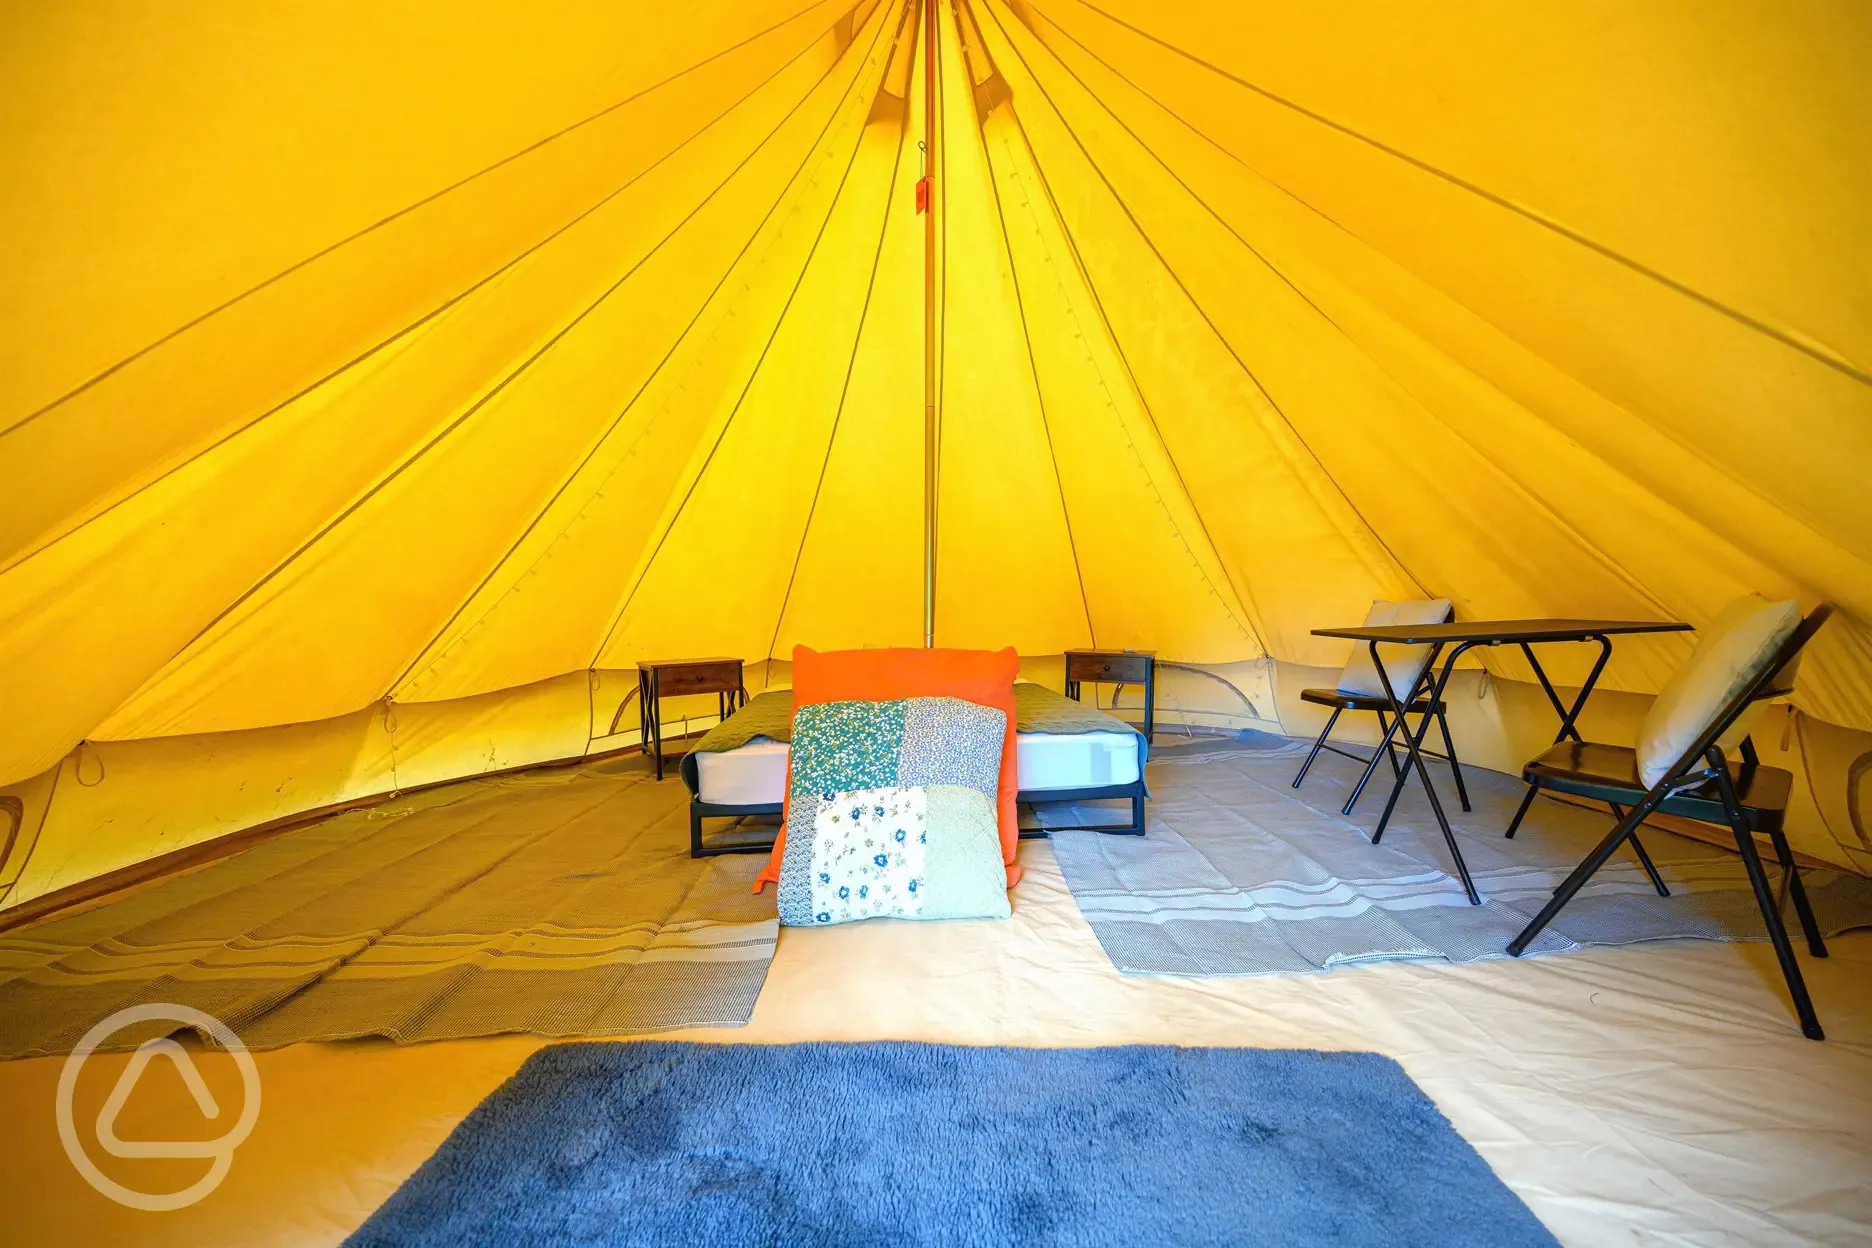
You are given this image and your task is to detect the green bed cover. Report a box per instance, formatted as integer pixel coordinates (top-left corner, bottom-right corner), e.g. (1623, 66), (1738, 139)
(679, 683), (1147, 797)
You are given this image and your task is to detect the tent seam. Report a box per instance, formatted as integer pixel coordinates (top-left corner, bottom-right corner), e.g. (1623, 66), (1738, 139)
(972, 0), (1263, 650)
(0, 0), (853, 440)
(964, 39), (1099, 649)
(767, 4), (919, 660)
(1000, 0), (1685, 643)
(385, 10), (899, 696)
(0, 4), (867, 582)
(980, 0), (1429, 599)
(587, 2), (907, 665)
(1049, 0), (1872, 390)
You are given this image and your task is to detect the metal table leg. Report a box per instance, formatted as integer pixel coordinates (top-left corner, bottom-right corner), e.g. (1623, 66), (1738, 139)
(1365, 641), (1480, 905)
(637, 669), (652, 773)
(649, 669), (665, 781)
(1518, 637), (1610, 745)
(1371, 640), (1479, 841)
(1502, 638), (1606, 843)
(1498, 635), (1669, 891)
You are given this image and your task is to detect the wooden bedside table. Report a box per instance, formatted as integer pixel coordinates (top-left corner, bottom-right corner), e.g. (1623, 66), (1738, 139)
(637, 658), (747, 780)
(1064, 649), (1156, 743)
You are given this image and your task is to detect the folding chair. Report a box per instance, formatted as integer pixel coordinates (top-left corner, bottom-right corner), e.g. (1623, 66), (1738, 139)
(1505, 602), (1833, 1039)
(1293, 599), (1470, 817)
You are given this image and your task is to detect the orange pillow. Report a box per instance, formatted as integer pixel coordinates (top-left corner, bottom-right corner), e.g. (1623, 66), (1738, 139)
(753, 645), (1022, 892)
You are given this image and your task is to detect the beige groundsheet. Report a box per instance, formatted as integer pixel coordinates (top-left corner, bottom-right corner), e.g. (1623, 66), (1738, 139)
(1, 838), (1867, 1246)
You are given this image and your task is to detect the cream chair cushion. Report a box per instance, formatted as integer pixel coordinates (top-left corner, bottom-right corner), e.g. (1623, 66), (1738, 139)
(1335, 599), (1454, 702)
(1634, 595), (1801, 788)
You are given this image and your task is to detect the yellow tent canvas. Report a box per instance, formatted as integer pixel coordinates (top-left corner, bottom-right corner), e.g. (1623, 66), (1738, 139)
(3, 0), (1870, 913)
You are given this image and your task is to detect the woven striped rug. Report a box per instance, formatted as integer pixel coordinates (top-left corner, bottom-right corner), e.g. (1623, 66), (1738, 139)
(1052, 735), (1872, 976)
(0, 756), (775, 1057)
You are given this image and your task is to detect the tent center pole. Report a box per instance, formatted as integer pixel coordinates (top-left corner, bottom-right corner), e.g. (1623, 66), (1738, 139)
(921, 0), (938, 649)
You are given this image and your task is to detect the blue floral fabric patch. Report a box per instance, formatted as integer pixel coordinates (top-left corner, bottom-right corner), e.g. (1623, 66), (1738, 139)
(807, 785), (927, 923)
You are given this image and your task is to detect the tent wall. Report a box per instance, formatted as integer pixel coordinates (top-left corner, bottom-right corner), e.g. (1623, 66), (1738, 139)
(5, 662), (1868, 917)
(3, 1), (1868, 903)
(0, 664), (796, 914)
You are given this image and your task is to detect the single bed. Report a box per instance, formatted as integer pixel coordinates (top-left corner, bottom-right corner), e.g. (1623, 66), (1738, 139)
(678, 683), (1149, 856)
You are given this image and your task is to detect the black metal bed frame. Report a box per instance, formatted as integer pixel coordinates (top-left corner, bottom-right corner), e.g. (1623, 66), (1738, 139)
(688, 780), (1147, 858)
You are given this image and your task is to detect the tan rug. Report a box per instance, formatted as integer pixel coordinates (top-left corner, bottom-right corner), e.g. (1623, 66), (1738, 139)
(0, 756), (775, 1058)
(1053, 735), (1872, 975)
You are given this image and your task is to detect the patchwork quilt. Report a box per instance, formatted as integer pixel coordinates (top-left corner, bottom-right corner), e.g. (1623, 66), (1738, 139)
(777, 698), (1011, 927)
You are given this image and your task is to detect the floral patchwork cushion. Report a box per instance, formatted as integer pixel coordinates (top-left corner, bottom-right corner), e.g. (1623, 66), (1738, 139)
(777, 697), (1012, 927)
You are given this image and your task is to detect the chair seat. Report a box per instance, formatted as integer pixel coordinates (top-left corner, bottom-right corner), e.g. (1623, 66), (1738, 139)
(1300, 687), (1444, 713)
(1524, 741), (1792, 833)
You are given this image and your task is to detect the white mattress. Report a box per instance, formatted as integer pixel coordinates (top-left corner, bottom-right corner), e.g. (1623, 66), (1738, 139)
(694, 738), (792, 806)
(694, 731), (1140, 805)
(1013, 731), (1140, 792)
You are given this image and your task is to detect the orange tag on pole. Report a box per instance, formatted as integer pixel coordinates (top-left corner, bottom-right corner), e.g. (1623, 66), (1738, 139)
(915, 176), (929, 214)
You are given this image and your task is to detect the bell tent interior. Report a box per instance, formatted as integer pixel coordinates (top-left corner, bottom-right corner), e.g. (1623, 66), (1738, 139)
(1, 1), (1869, 1244)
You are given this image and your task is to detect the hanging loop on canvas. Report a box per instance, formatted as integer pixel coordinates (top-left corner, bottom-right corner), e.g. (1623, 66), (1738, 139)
(72, 740), (106, 788)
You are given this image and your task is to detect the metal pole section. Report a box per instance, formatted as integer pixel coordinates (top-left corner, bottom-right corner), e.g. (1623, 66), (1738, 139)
(921, 0), (938, 648)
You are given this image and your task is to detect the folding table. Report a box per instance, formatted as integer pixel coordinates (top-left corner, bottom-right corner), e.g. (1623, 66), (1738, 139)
(1310, 619), (1691, 904)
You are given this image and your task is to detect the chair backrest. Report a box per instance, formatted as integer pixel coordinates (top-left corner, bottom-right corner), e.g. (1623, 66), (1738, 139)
(1641, 602), (1831, 791)
(1335, 599), (1454, 702)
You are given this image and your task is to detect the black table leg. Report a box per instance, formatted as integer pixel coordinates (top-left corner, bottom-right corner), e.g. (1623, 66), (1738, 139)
(1371, 640), (1477, 840)
(1434, 708), (1471, 812)
(1367, 642), (1480, 905)
(638, 669), (652, 771)
(1375, 710), (1406, 780)
(1506, 636), (1672, 887)
(1504, 638), (1609, 840)
(1143, 663), (1155, 745)
(1518, 638), (1610, 745)
(649, 669), (664, 781)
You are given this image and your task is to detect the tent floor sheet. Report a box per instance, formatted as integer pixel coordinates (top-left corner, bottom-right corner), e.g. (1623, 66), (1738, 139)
(1, 839), (1867, 1246)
